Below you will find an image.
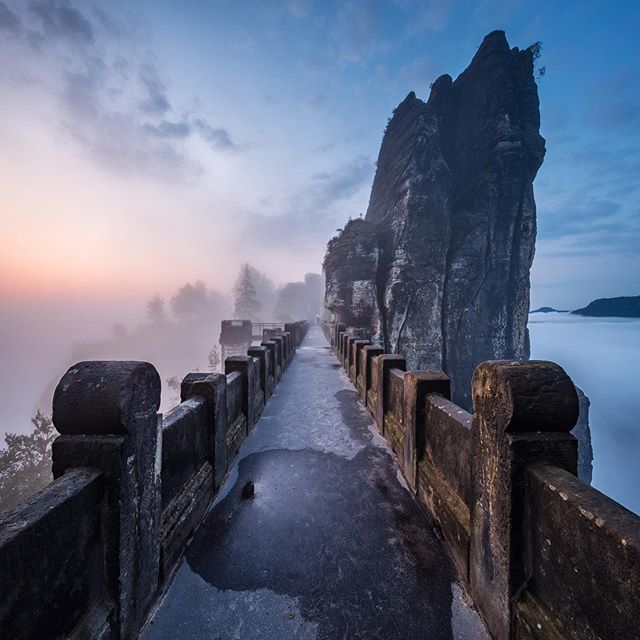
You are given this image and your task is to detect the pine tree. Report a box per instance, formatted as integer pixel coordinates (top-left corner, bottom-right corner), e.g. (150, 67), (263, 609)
(147, 294), (166, 323)
(0, 411), (56, 513)
(234, 265), (263, 321)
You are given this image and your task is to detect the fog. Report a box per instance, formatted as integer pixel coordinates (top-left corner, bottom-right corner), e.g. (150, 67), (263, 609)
(1, 1), (639, 518)
(0, 289), (220, 435)
(0, 266), (324, 440)
(529, 313), (640, 515)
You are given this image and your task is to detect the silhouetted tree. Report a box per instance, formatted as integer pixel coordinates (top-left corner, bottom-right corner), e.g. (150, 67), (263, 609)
(171, 280), (210, 324)
(207, 346), (221, 372)
(274, 281), (306, 322)
(0, 411), (56, 513)
(112, 323), (127, 339)
(166, 376), (181, 406)
(238, 264), (276, 320)
(147, 294), (167, 323)
(234, 265), (262, 320)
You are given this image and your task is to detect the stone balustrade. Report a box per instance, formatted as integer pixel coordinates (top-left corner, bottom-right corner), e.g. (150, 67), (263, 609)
(0, 321), (309, 640)
(321, 320), (640, 640)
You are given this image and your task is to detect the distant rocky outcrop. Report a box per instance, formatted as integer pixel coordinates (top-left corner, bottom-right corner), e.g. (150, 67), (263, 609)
(572, 295), (640, 318)
(530, 306), (567, 313)
(324, 31), (545, 408)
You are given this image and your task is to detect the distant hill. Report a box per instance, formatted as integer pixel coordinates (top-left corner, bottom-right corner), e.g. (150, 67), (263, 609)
(530, 306), (567, 313)
(572, 295), (640, 318)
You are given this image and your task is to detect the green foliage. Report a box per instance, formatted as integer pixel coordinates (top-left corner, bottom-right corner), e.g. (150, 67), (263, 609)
(528, 41), (543, 60)
(527, 41), (546, 81)
(0, 411), (57, 513)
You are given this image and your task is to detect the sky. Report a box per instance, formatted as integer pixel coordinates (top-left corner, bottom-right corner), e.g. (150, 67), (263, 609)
(0, 1), (639, 433)
(0, 0), (638, 312)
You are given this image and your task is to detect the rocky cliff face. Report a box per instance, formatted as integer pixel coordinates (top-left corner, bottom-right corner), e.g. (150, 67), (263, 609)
(324, 219), (381, 337)
(324, 31), (545, 408)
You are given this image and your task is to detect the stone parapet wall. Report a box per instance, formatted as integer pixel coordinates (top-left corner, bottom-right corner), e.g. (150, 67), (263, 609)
(0, 321), (309, 640)
(322, 320), (640, 640)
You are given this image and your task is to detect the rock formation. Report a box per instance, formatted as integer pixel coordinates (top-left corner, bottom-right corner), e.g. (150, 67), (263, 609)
(572, 295), (640, 318)
(324, 218), (382, 337)
(324, 30), (545, 407)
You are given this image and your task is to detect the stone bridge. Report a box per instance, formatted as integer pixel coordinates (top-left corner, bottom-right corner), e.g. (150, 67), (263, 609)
(0, 322), (638, 640)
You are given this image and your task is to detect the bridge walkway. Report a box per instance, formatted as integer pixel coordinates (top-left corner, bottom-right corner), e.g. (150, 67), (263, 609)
(140, 326), (490, 640)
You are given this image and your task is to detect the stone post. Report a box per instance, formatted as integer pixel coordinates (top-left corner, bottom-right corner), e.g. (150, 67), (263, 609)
(261, 340), (279, 384)
(225, 356), (256, 431)
(360, 345), (383, 403)
(374, 355), (406, 433)
(51, 361), (162, 640)
(282, 331), (293, 362)
(469, 360), (579, 640)
(248, 345), (271, 399)
(271, 335), (286, 371)
(284, 323), (298, 349)
(403, 371), (450, 492)
(338, 331), (350, 365)
(350, 339), (370, 384)
(180, 372), (228, 489)
(334, 323), (346, 348)
(344, 334), (362, 371)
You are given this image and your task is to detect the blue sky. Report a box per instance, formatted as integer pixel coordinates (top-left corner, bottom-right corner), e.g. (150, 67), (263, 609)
(0, 0), (638, 309)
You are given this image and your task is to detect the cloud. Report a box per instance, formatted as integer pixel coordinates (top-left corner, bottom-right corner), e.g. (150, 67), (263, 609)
(395, 0), (456, 33)
(537, 137), (640, 259)
(310, 154), (373, 209)
(239, 154), (375, 248)
(139, 63), (171, 115)
(194, 119), (241, 151)
(331, 0), (379, 63)
(0, 2), (21, 35)
(399, 54), (442, 90)
(144, 119), (191, 139)
(537, 193), (640, 258)
(586, 100), (640, 132)
(1, 2), (242, 180)
(288, 0), (314, 18)
(29, 0), (93, 44)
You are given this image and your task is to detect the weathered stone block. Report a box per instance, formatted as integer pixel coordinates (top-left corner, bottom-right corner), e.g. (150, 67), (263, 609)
(52, 360), (162, 640)
(374, 355), (406, 433)
(469, 360), (578, 640)
(181, 372), (228, 489)
(0, 469), (108, 640)
(402, 371), (450, 491)
(359, 345), (383, 404)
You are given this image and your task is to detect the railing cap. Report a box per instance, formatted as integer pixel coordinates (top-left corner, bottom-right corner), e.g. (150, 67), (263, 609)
(472, 360), (579, 433)
(53, 361), (160, 435)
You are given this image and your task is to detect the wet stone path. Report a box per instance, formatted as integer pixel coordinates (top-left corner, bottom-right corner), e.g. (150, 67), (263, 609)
(141, 327), (490, 640)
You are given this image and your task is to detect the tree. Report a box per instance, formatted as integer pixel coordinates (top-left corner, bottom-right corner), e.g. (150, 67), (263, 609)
(274, 281), (306, 322)
(171, 280), (210, 324)
(166, 376), (181, 406)
(147, 294), (166, 323)
(0, 411), (57, 513)
(208, 346), (221, 372)
(234, 265), (262, 321)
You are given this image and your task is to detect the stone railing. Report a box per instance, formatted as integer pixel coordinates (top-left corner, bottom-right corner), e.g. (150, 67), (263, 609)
(324, 321), (639, 640)
(0, 321), (309, 640)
